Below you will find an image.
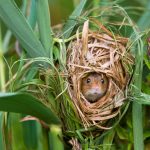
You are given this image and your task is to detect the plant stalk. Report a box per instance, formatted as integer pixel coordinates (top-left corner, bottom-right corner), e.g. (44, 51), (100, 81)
(0, 23), (6, 92)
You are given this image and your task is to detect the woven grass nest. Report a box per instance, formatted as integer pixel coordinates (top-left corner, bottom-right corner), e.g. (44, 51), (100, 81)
(66, 20), (133, 129)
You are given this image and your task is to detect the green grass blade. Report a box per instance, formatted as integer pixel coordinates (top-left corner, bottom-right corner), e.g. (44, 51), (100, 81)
(132, 40), (144, 150)
(28, 0), (37, 29)
(0, 24), (6, 92)
(2, 30), (12, 54)
(132, 2), (150, 149)
(63, 0), (87, 38)
(135, 93), (150, 105)
(35, 0), (53, 57)
(20, 0), (27, 15)
(0, 92), (60, 124)
(0, 0), (46, 58)
(103, 129), (115, 150)
(22, 120), (38, 149)
(10, 114), (26, 150)
(115, 125), (129, 141)
(36, 122), (49, 150)
(0, 113), (5, 150)
(132, 103), (143, 150)
(137, 1), (150, 31)
(49, 125), (64, 150)
(0, 0), (26, 54)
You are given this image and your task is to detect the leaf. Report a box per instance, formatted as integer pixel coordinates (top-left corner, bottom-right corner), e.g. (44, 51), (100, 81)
(0, 0), (46, 58)
(63, 0), (87, 38)
(136, 92), (150, 105)
(137, 1), (150, 31)
(0, 113), (5, 150)
(2, 0), (27, 54)
(20, 0), (27, 15)
(53, 46), (60, 61)
(22, 119), (38, 149)
(103, 129), (115, 150)
(115, 125), (129, 141)
(0, 92), (60, 124)
(10, 114), (27, 150)
(28, 0), (37, 29)
(36, 122), (49, 149)
(132, 102), (144, 150)
(35, 0), (53, 57)
(49, 125), (64, 150)
(144, 55), (150, 70)
(131, 19), (145, 150)
(144, 130), (150, 140)
(2, 30), (12, 54)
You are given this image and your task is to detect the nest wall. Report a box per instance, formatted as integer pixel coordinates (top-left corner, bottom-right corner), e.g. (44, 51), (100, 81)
(67, 20), (133, 129)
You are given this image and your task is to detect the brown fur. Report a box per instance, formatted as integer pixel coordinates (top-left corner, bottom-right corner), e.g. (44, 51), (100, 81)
(81, 73), (108, 103)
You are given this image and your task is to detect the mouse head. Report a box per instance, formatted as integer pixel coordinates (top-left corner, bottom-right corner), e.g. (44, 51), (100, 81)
(81, 72), (109, 103)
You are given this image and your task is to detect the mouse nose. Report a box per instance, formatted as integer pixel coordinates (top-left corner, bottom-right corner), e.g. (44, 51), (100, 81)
(91, 88), (101, 95)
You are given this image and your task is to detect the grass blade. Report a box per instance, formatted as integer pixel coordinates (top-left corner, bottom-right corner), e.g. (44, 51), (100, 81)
(132, 2), (150, 149)
(137, 1), (150, 31)
(63, 0), (87, 38)
(49, 125), (64, 150)
(103, 129), (115, 150)
(35, 0), (53, 57)
(2, 30), (12, 54)
(36, 122), (49, 150)
(135, 93), (150, 105)
(0, 0), (46, 58)
(22, 120), (38, 149)
(132, 103), (143, 150)
(28, 0), (37, 29)
(132, 38), (144, 150)
(0, 92), (60, 124)
(0, 113), (5, 150)
(10, 114), (27, 150)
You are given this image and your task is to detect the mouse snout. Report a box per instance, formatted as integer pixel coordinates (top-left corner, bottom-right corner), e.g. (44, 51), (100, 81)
(84, 87), (103, 102)
(91, 87), (101, 95)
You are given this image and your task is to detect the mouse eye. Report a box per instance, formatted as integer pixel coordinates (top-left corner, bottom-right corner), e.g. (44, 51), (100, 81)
(86, 78), (91, 83)
(101, 79), (104, 84)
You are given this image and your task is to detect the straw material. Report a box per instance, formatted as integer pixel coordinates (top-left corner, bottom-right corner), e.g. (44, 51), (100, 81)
(67, 20), (133, 129)
(69, 138), (81, 150)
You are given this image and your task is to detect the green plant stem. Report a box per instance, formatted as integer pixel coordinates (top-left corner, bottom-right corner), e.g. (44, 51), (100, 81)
(0, 54), (5, 92)
(132, 38), (144, 150)
(49, 125), (64, 150)
(132, 103), (143, 149)
(92, 0), (100, 16)
(36, 0), (52, 57)
(63, 0), (87, 38)
(28, 0), (37, 29)
(54, 32), (82, 43)
(132, 1), (150, 148)
(0, 24), (6, 92)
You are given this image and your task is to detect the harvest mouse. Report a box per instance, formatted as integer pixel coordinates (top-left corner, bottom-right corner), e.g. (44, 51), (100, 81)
(81, 72), (108, 103)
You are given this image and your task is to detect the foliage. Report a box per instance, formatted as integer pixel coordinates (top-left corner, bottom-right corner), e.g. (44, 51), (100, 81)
(0, 0), (150, 149)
